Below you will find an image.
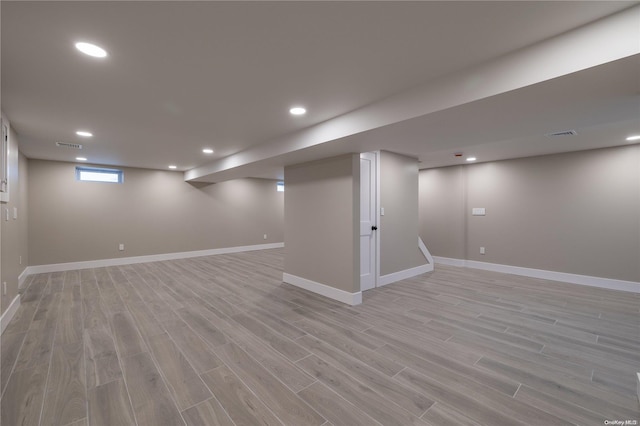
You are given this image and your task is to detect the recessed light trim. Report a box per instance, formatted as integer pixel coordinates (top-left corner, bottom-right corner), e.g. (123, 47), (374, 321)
(202, 148), (214, 154)
(626, 135), (640, 141)
(466, 157), (477, 162)
(75, 42), (108, 58)
(289, 107), (306, 116)
(76, 157), (88, 161)
(76, 130), (93, 137)
(168, 165), (177, 169)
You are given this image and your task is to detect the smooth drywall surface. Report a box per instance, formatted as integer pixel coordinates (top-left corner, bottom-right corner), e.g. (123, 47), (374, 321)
(380, 151), (427, 276)
(284, 154), (359, 293)
(1, 119), (28, 315)
(28, 159), (283, 265)
(419, 165), (466, 260)
(419, 145), (640, 282)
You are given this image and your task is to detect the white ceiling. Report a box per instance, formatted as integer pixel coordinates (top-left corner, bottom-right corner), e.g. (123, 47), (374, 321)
(2, 1), (639, 180)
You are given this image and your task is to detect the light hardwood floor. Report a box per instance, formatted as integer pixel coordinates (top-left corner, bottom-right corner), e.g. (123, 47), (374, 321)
(1, 248), (638, 425)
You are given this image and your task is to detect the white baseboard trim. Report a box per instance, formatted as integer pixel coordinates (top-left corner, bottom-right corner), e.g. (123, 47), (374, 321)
(23, 242), (285, 276)
(418, 237), (434, 266)
(433, 256), (467, 267)
(1, 295), (21, 335)
(18, 268), (30, 289)
(378, 263), (434, 287)
(282, 273), (362, 306)
(433, 256), (640, 293)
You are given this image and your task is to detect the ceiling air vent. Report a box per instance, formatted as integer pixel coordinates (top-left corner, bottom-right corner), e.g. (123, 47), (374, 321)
(546, 130), (577, 137)
(56, 142), (83, 149)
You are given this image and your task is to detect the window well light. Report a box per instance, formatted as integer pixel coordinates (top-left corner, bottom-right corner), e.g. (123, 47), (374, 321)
(76, 130), (93, 137)
(289, 107), (306, 116)
(76, 157), (88, 161)
(75, 42), (108, 58)
(168, 165), (177, 169)
(626, 135), (640, 141)
(202, 148), (214, 154)
(466, 157), (477, 162)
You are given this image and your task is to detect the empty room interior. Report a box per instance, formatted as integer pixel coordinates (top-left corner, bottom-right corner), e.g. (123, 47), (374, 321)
(1, 2), (639, 426)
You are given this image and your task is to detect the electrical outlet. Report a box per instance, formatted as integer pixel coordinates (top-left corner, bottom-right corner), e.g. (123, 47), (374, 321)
(118, 243), (125, 251)
(480, 247), (486, 255)
(263, 234), (267, 240)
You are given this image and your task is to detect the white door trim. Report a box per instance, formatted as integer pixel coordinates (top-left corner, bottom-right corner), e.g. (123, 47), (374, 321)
(360, 152), (377, 291)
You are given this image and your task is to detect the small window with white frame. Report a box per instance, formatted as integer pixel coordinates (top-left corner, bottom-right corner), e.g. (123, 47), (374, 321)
(76, 166), (123, 183)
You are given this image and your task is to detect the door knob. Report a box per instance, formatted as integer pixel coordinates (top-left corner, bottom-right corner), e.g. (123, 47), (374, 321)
(371, 226), (378, 231)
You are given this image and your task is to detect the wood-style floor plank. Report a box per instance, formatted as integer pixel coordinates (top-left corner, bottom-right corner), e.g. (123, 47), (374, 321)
(1, 330), (26, 396)
(297, 381), (384, 426)
(200, 365), (284, 426)
(110, 310), (148, 358)
(232, 331), (316, 393)
(2, 249), (638, 426)
(87, 379), (136, 426)
(297, 335), (433, 416)
(296, 354), (429, 426)
(215, 342), (325, 425)
(148, 332), (212, 410)
(83, 326), (122, 389)
(164, 321), (223, 375)
(1, 362), (49, 426)
(181, 397), (235, 426)
(121, 351), (185, 426)
(231, 312), (310, 362)
(41, 341), (86, 426)
(421, 402), (484, 426)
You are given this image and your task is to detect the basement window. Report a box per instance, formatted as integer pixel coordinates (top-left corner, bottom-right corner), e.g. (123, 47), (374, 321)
(76, 166), (123, 183)
(276, 181), (284, 192)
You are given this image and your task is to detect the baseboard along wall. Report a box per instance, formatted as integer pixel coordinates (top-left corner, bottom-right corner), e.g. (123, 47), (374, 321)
(282, 273), (363, 306)
(433, 256), (640, 294)
(1, 295), (20, 335)
(22, 242), (284, 275)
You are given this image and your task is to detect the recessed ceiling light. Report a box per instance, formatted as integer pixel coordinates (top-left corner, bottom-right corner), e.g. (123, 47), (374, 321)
(76, 130), (93, 137)
(626, 135), (640, 141)
(75, 42), (108, 58)
(168, 165), (177, 169)
(202, 148), (214, 154)
(76, 157), (87, 161)
(466, 157), (477, 162)
(289, 107), (306, 116)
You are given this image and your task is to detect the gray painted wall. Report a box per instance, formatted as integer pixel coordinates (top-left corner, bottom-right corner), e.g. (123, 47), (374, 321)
(419, 145), (640, 282)
(284, 154), (360, 293)
(419, 165), (465, 259)
(380, 151), (427, 276)
(28, 159), (284, 266)
(1, 121), (29, 315)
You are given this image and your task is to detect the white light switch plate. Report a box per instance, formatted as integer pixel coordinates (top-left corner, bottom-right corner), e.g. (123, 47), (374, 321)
(472, 208), (486, 216)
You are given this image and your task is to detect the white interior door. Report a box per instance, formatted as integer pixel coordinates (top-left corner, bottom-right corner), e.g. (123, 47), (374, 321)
(360, 152), (377, 291)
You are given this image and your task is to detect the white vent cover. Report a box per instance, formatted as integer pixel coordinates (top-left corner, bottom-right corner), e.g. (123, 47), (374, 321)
(56, 142), (83, 149)
(546, 130), (577, 137)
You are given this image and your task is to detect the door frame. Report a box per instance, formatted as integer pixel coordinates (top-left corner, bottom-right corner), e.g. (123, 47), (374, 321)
(360, 151), (381, 291)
